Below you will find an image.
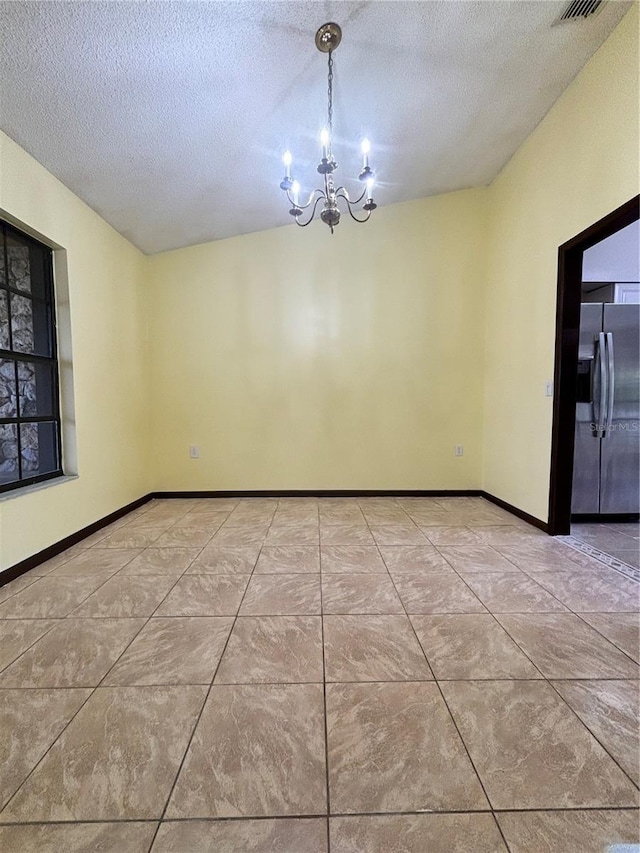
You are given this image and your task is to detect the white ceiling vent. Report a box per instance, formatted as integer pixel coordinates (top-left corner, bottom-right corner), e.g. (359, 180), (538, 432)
(556, 0), (606, 23)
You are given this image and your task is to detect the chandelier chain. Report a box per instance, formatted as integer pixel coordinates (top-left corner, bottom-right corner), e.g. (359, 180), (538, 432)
(327, 50), (334, 151)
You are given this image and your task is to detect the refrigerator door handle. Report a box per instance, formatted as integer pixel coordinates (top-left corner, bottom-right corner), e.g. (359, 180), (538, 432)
(594, 332), (607, 438)
(605, 331), (615, 437)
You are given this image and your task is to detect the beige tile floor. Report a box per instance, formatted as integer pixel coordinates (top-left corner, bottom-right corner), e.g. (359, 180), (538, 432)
(0, 496), (639, 852)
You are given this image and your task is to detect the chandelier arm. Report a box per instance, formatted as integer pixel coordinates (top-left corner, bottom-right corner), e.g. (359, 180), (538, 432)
(294, 194), (326, 226)
(344, 208), (372, 224)
(285, 187), (325, 211)
(336, 194), (373, 224)
(335, 186), (368, 206)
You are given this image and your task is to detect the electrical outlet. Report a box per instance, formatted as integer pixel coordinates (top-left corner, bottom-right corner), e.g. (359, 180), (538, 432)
(189, 445), (200, 459)
(455, 445), (464, 457)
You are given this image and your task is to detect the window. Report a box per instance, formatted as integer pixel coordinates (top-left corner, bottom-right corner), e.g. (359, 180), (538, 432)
(0, 219), (62, 492)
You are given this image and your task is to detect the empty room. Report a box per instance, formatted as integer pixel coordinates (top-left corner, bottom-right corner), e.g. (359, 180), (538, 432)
(0, 1), (638, 851)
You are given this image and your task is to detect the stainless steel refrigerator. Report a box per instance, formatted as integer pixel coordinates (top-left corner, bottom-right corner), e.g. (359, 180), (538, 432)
(572, 303), (640, 515)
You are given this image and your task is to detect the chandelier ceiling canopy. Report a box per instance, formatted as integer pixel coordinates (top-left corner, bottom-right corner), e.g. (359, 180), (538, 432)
(279, 22), (377, 234)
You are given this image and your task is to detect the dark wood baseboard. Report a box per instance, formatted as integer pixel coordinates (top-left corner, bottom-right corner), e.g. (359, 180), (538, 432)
(0, 494), (153, 589)
(480, 491), (548, 532)
(150, 489), (484, 499)
(1, 488), (549, 589)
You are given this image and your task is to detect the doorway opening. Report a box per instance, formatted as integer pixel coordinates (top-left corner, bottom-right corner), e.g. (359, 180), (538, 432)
(548, 195), (640, 540)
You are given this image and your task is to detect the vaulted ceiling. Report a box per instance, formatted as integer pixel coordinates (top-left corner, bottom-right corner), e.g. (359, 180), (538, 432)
(0, 1), (632, 253)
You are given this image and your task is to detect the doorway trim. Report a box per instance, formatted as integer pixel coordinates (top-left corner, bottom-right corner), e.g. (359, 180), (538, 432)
(548, 194), (640, 535)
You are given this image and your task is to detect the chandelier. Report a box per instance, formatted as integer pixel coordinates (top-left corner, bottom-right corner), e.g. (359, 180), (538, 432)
(279, 22), (377, 234)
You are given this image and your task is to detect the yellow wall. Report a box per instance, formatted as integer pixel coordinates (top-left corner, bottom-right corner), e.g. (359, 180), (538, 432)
(0, 132), (151, 569)
(482, 3), (639, 521)
(148, 190), (488, 491)
(148, 3), (638, 513)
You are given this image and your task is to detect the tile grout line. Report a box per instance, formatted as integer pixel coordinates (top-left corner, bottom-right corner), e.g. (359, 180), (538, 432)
(88, 508), (220, 682)
(0, 550), (135, 619)
(0, 574), (43, 607)
(0, 619), (62, 677)
(445, 532), (640, 743)
(360, 498), (513, 847)
(363, 499), (640, 829)
(491, 812), (514, 853)
(483, 539), (640, 666)
(571, 611), (640, 666)
(515, 558), (639, 605)
(146, 498), (269, 852)
(0, 521), (211, 819)
(493, 531), (639, 583)
(542, 677), (640, 794)
(0, 549), (162, 689)
(0, 683), (97, 816)
(0, 675), (638, 692)
(446, 555), (640, 794)
(0, 502), (182, 610)
(91, 554), (204, 686)
(318, 500), (332, 853)
(3, 803), (640, 830)
(426, 561), (594, 832)
(429, 535), (640, 666)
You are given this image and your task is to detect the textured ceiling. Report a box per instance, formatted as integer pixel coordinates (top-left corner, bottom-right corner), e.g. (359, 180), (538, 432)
(0, 1), (632, 254)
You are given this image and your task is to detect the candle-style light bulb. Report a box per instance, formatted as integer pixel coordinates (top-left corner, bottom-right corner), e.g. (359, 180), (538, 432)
(361, 138), (370, 169)
(366, 177), (375, 200)
(320, 128), (329, 159)
(292, 180), (300, 206)
(283, 150), (292, 179)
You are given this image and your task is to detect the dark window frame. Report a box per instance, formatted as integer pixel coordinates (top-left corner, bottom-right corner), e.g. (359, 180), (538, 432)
(0, 218), (64, 494)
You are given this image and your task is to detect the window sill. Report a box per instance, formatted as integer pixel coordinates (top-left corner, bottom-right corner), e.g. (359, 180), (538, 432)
(0, 474), (78, 503)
